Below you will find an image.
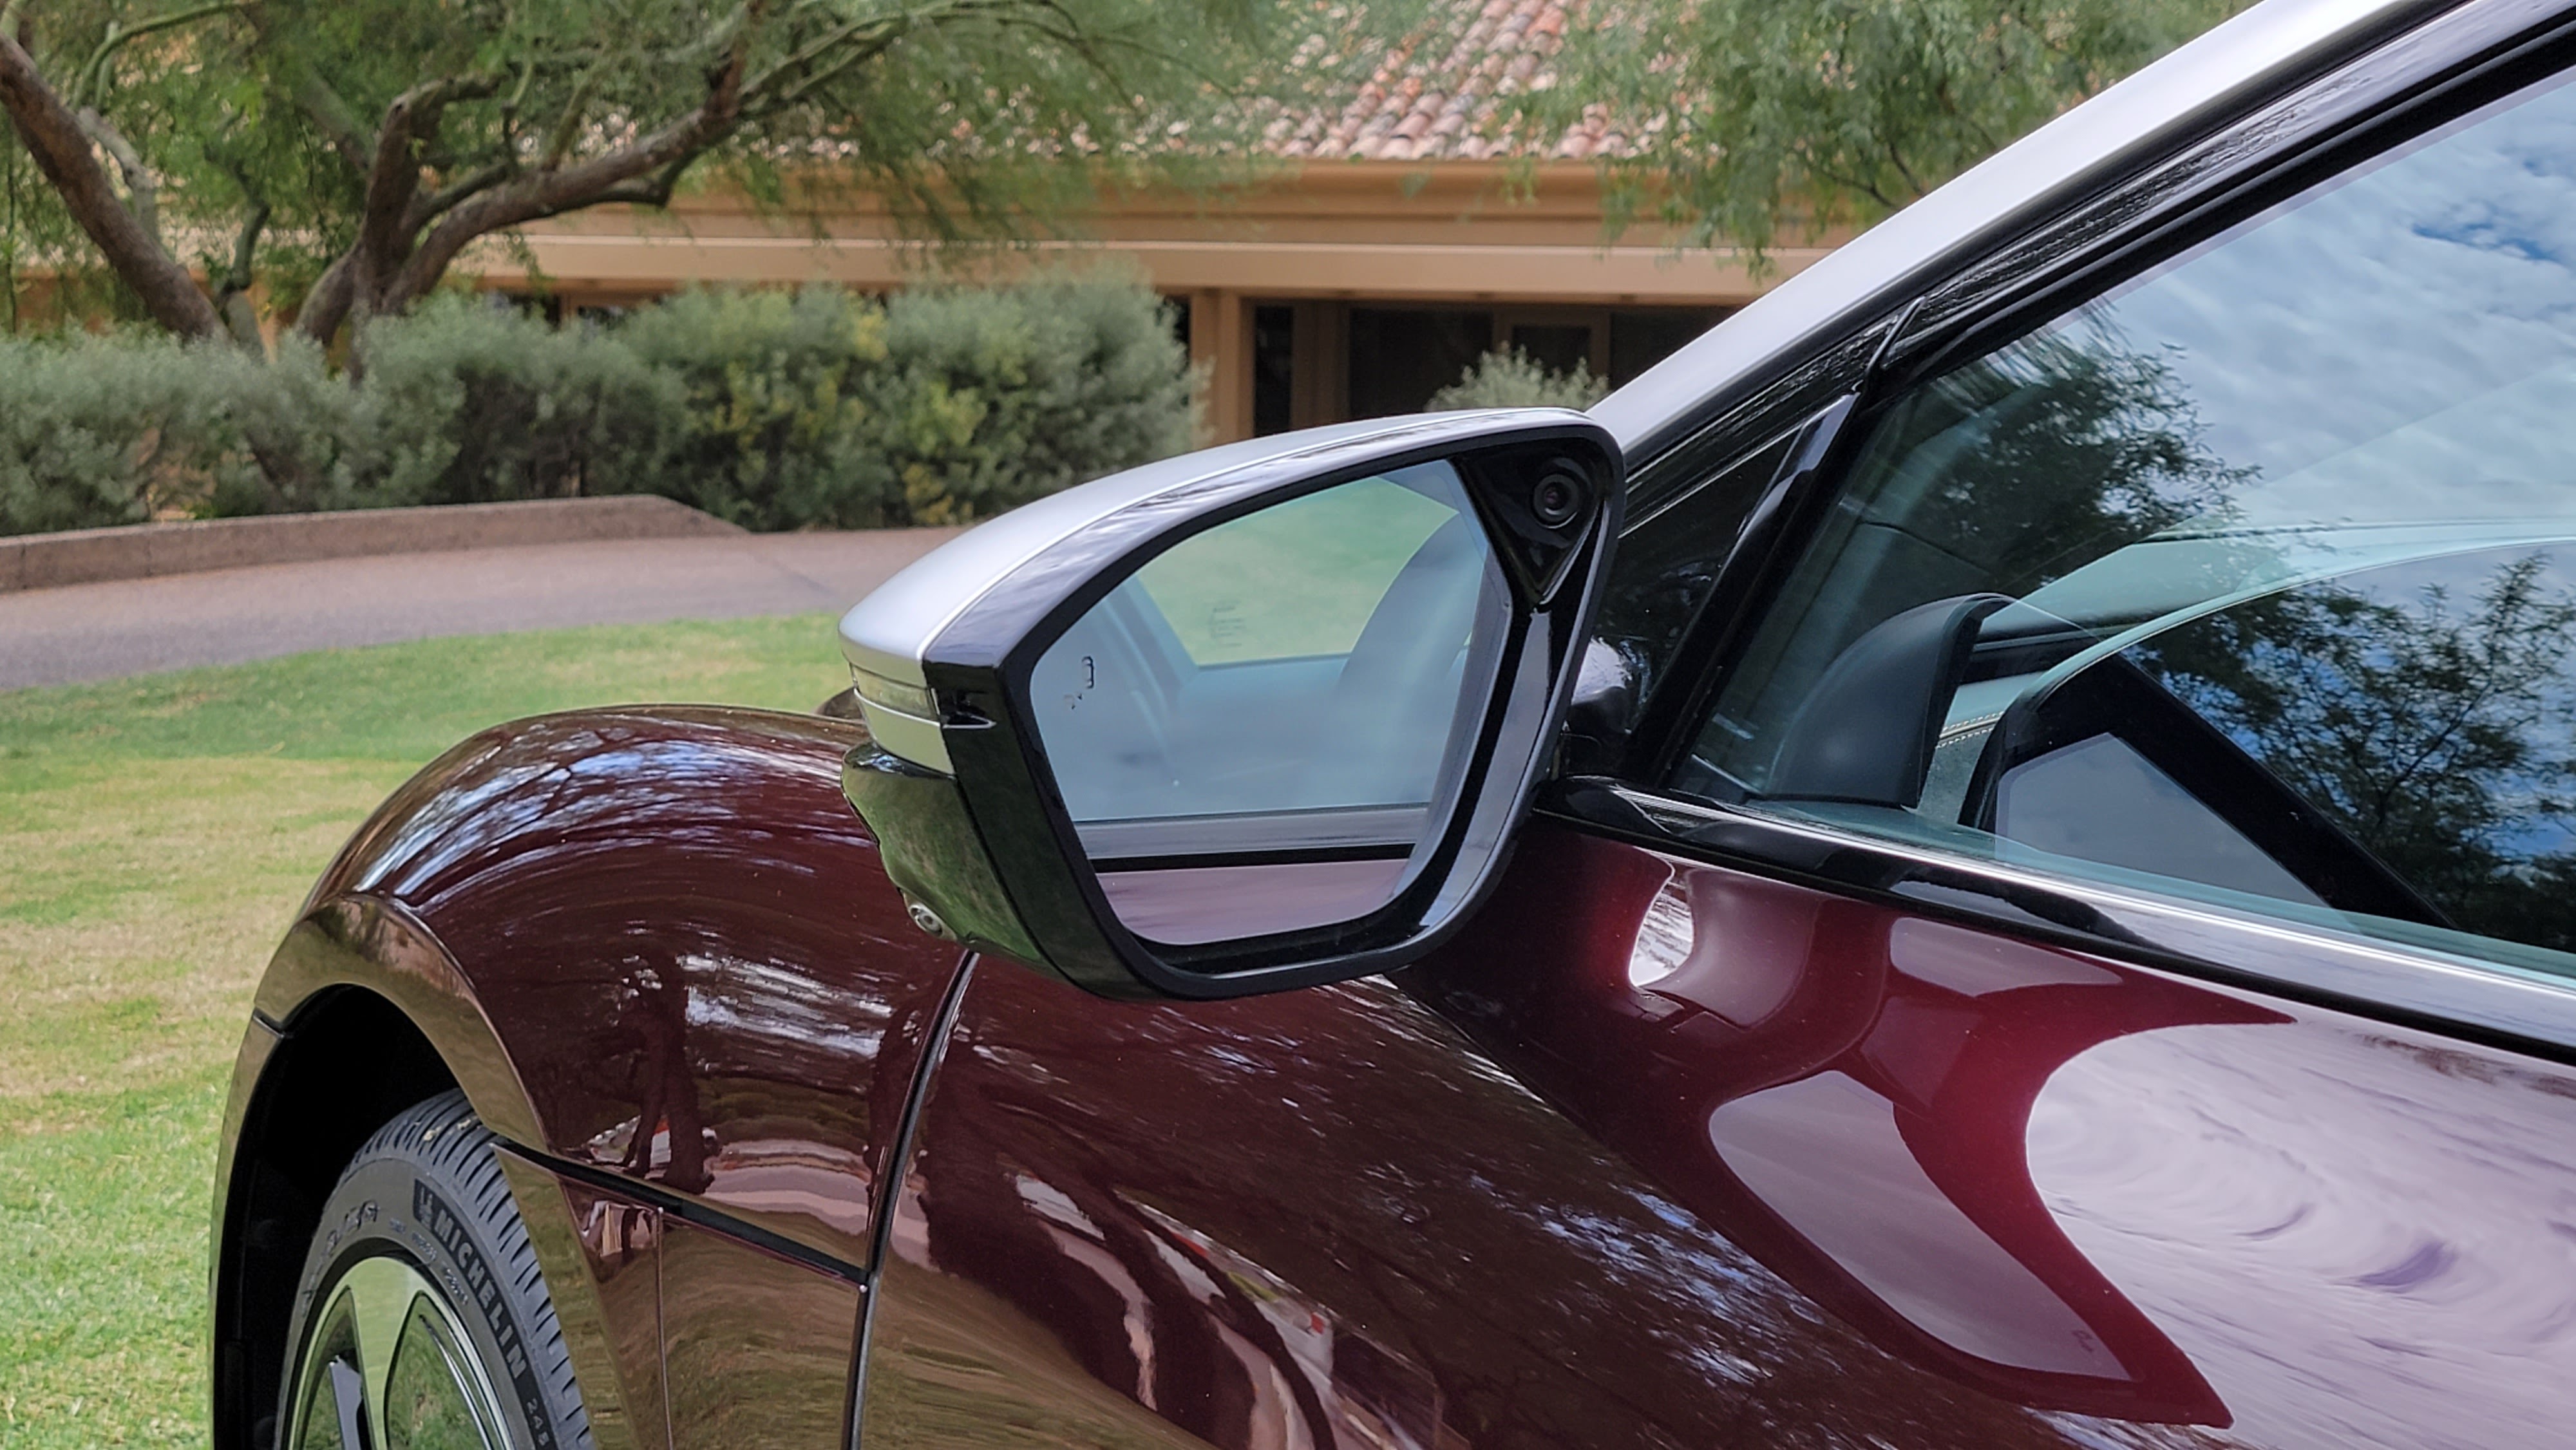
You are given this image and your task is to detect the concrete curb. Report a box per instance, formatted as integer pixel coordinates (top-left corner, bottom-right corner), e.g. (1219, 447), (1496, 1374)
(0, 496), (746, 594)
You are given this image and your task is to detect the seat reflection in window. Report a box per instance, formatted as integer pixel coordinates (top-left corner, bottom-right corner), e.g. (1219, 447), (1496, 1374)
(1031, 462), (1508, 945)
(1680, 67), (2576, 980)
(1987, 548), (2576, 949)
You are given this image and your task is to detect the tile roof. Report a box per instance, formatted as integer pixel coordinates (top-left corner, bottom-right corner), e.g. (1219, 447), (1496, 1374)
(1264, 0), (1625, 162)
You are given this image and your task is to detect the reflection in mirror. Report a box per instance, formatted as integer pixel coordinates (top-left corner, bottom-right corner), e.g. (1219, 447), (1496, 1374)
(1030, 463), (1508, 945)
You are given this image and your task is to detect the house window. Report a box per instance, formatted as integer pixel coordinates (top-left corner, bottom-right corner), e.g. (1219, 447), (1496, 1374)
(1348, 307), (1499, 418)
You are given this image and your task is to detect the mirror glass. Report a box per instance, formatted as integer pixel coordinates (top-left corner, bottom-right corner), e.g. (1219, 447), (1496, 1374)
(1030, 461), (1509, 945)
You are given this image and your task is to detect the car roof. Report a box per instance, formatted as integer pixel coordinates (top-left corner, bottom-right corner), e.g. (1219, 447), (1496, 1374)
(1589, 0), (2443, 460)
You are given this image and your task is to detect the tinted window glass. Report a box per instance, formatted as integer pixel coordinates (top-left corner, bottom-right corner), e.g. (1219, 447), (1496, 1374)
(1677, 70), (2576, 981)
(1593, 428), (1797, 707)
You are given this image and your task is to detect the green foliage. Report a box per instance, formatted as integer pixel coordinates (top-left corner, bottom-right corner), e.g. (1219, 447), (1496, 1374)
(620, 285), (895, 529)
(0, 278), (1193, 535)
(876, 278), (1197, 524)
(0, 330), (265, 533)
(1516, 0), (2250, 258)
(358, 299), (679, 507)
(3, 0), (1417, 339)
(1428, 346), (1609, 412)
(623, 278), (1193, 529)
(2146, 554), (2576, 951)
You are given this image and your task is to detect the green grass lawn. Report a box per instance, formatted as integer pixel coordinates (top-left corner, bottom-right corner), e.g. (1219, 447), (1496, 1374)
(0, 617), (851, 1447)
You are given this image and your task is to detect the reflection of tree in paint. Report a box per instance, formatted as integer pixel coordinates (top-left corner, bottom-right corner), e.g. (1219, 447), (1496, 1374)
(2137, 551), (2576, 953)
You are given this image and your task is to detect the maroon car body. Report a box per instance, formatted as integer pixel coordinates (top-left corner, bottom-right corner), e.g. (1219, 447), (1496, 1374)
(214, 2), (2576, 1447)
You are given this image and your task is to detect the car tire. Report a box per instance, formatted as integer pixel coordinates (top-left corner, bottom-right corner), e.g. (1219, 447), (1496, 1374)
(276, 1089), (593, 1450)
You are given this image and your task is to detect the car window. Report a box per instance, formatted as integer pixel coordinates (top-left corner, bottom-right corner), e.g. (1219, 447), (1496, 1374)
(1674, 67), (2576, 984)
(1593, 428), (1799, 708)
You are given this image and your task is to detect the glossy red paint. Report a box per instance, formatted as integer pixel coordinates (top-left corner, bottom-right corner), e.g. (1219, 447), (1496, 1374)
(860, 822), (2576, 1449)
(296, 707), (969, 1270)
(1414, 827), (2269, 1423)
(1415, 824), (2576, 1447)
(493, 1154), (667, 1450)
(252, 896), (546, 1145)
(662, 1217), (862, 1447)
(864, 965), (2063, 1448)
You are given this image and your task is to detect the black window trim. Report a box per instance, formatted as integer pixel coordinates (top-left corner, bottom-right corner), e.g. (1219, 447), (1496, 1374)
(1544, 780), (2576, 1063)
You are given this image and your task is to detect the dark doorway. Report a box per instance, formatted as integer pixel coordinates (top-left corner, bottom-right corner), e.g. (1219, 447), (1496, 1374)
(1508, 323), (1593, 377)
(1348, 308), (1496, 419)
(1609, 308), (1727, 386)
(1253, 305), (1296, 437)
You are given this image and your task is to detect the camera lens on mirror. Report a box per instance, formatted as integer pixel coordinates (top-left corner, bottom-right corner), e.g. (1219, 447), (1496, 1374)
(1531, 470), (1585, 528)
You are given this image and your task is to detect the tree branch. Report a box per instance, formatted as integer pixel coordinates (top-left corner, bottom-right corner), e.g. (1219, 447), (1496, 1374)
(211, 197), (268, 349)
(379, 19), (761, 313)
(75, 104), (159, 242)
(539, 65), (599, 171)
(293, 248), (355, 345)
(72, 0), (246, 111)
(355, 73), (501, 291)
(206, 140), (269, 348)
(589, 153), (701, 209)
(402, 160), (513, 231)
(1882, 137), (1926, 202)
(283, 64), (369, 174)
(0, 26), (222, 337)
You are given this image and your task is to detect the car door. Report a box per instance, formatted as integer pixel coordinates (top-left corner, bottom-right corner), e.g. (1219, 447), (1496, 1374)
(854, 12), (2576, 1448)
(1523, 16), (2576, 1442)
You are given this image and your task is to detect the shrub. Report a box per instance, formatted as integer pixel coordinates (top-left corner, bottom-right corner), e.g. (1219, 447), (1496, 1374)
(1428, 347), (1610, 412)
(0, 332), (267, 533)
(873, 278), (1195, 524)
(211, 337), (369, 516)
(621, 278), (1194, 528)
(0, 274), (1195, 537)
(354, 297), (681, 509)
(619, 286), (897, 529)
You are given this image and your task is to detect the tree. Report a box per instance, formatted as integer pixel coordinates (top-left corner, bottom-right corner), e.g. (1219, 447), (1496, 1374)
(0, 0), (1367, 348)
(2142, 552), (2576, 952)
(1505, 0), (2250, 258)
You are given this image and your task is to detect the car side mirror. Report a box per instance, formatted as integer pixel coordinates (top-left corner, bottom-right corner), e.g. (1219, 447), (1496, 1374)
(837, 411), (1622, 999)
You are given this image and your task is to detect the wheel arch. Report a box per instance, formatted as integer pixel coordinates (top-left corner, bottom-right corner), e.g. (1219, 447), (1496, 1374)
(210, 896), (545, 1450)
(211, 704), (897, 1450)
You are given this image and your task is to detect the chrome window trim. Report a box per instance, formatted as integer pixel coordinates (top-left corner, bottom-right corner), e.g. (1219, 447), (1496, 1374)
(1551, 782), (2576, 1057)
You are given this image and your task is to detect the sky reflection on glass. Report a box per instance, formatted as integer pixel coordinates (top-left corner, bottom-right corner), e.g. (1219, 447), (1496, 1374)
(2099, 72), (2576, 528)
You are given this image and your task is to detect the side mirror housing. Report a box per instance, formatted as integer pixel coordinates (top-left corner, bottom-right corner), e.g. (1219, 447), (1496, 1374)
(837, 411), (1622, 999)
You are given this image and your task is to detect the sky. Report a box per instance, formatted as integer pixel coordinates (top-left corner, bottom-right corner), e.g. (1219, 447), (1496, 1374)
(2085, 69), (2576, 529)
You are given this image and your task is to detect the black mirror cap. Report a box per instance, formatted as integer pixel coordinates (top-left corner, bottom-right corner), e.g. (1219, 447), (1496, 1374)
(838, 411), (1626, 1000)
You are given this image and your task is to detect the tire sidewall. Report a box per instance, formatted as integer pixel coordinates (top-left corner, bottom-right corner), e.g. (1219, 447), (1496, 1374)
(279, 1097), (583, 1450)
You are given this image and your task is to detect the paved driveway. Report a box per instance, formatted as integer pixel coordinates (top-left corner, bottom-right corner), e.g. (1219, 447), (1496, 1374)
(0, 527), (960, 691)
